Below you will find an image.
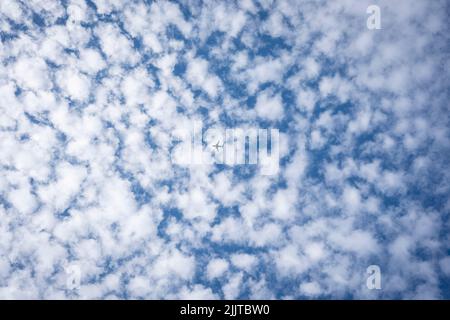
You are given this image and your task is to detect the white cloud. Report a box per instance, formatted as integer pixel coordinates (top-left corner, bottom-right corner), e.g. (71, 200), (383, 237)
(0, 0), (448, 300)
(255, 89), (284, 121)
(206, 258), (229, 280)
(299, 281), (322, 296)
(230, 253), (257, 272)
(12, 57), (51, 91)
(57, 68), (90, 101)
(186, 56), (222, 98)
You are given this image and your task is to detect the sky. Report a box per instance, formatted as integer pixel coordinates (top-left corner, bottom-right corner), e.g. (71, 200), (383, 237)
(0, 0), (449, 299)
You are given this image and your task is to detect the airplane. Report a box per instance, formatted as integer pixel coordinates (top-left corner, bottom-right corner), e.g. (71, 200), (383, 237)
(212, 140), (224, 152)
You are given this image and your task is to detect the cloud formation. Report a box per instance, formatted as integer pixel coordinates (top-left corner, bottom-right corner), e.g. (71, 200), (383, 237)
(0, 0), (449, 299)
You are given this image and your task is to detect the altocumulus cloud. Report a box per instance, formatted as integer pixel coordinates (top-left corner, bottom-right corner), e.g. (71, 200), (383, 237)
(0, 0), (449, 299)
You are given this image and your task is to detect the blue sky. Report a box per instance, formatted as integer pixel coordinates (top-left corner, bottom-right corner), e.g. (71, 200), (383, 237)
(0, 0), (449, 299)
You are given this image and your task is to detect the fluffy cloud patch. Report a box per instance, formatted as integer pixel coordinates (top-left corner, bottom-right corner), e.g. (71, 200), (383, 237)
(0, 0), (448, 300)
